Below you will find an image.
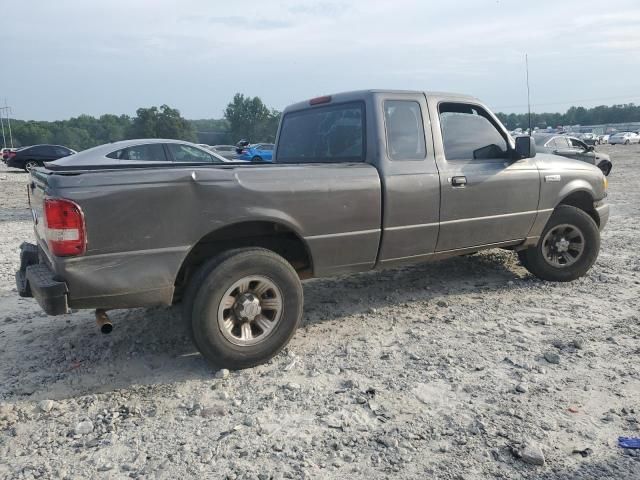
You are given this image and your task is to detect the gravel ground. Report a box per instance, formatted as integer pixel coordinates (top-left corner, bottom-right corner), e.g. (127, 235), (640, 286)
(1, 146), (639, 479)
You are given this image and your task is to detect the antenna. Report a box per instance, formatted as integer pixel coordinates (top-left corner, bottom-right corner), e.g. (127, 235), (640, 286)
(525, 54), (532, 135)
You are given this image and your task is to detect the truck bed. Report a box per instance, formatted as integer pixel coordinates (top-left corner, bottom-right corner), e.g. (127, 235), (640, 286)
(29, 162), (382, 309)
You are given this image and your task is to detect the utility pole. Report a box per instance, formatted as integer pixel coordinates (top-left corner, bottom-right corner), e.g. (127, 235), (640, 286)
(0, 101), (14, 149)
(5, 100), (13, 148)
(0, 110), (5, 149)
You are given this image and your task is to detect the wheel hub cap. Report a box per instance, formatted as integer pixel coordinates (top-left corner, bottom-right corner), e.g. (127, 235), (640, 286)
(217, 275), (283, 347)
(542, 223), (585, 268)
(555, 238), (570, 253)
(234, 293), (262, 321)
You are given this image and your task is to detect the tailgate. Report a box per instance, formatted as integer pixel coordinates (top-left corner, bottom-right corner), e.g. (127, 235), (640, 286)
(27, 169), (51, 250)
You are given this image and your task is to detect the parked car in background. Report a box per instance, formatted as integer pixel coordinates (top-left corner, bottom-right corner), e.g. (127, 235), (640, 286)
(581, 133), (600, 146)
(4, 144), (76, 171)
(533, 133), (612, 176)
(50, 139), (230, 168)
(235, 139), (250, 154)
(210, 145), (238, 160)
(599, 134), (610, 144)
(609, 132), (640, 145)
(1, 147), (17, 159)
(237, 143), (274, 162)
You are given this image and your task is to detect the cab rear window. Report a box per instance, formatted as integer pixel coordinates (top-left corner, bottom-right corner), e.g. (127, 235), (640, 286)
(276, 102), (365, 163)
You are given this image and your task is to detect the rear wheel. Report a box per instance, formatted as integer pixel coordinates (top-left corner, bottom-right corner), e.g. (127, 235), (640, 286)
(24, 160), (40, 172)
(518, 205), (600, 282)
(184, 248), (303, 369)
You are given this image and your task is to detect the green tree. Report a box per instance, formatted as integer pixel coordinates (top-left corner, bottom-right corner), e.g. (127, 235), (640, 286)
(128, 105), (196, 141)
(224, 93), (280, 143)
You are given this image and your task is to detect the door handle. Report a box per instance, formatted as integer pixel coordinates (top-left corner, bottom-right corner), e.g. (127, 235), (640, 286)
(451, 176), (467, 187)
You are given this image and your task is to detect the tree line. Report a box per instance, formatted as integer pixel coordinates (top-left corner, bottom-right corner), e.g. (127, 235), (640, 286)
(4, 96), (639, 151)
(4, 94), (281, 151)
(496, 103), (640, 130)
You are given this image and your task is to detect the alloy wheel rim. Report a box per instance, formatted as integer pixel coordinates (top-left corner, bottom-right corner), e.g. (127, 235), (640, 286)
(541, 223), (585, 268)
(25, 161), (38, 171)
(217, 275), (283, 346)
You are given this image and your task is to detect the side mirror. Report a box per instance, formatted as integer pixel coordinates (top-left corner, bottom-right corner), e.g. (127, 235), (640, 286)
(587, 145), (595, 152)
(514, 136), (536, 159)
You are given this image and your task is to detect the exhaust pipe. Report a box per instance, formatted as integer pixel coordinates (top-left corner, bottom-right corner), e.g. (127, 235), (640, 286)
(95, 309), (113, 334)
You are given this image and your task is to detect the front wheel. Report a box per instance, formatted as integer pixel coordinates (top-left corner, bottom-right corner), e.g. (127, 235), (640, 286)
(184, 248), (303, 369)
(518, 205), (600, 282)
(251, 156), (263, 163)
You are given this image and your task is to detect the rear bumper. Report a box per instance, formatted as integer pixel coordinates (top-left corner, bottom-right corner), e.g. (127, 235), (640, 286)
(16, 242), (69, 315)
(6, 158), (22, 169)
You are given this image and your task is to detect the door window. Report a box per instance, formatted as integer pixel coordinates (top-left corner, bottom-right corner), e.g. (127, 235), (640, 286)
(438, 103), (508, 161)
(107, 143), (168, 161)
(54, 147), (71, 156)
(31, 146), (51, 155)
(569, 138), (588, 150)
(384, 100), (426, 160)
(553, 137), (571, 149)
(167, 143), (221, 163)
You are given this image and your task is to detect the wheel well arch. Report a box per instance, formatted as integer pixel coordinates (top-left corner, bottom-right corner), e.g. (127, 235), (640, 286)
(557, 190), (599, 226)
(174, 221), (313, 299)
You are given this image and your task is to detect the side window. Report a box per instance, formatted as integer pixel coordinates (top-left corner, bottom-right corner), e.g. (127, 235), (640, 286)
(438, 102), (509, 161)
(107, 143), (167, 161)
(277, 102), (365, 163)
(31, 146), (48, 155)
(569, 138), (587, 150)
(384, 100), (426, 160)
(167, 144), (220, 163)
(54, 147), (70, 156)
(554, 137), (570, 149)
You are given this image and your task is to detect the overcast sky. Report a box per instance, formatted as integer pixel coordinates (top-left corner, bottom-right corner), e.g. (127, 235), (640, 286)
(3, 0), (640, 120)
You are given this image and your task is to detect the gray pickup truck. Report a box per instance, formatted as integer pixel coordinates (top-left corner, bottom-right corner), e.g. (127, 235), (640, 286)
(17, 90), (609, 368)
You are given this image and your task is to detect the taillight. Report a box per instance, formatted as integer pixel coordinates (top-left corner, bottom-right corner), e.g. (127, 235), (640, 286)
(44, 198), (86, 256)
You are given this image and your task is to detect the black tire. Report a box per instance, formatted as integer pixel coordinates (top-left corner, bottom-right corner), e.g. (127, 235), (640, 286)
(624, 140), (629, 145)
(184, 248), (303, 369)
(251, 156), (263, 163)
(518, 205), (600, 282)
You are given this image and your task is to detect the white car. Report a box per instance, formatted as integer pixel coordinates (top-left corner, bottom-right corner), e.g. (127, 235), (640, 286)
(609, 132), (640, 145)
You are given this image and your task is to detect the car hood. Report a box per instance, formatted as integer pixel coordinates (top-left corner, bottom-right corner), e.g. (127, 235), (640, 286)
(534, 153), (601, 173)
(594, 151), (610, 162)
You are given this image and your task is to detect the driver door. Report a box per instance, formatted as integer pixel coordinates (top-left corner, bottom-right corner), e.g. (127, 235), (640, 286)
(430, 100), (540, 251)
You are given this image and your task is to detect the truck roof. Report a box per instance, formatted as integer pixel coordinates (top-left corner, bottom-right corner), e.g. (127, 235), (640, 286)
(282, 89), (481, 113)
